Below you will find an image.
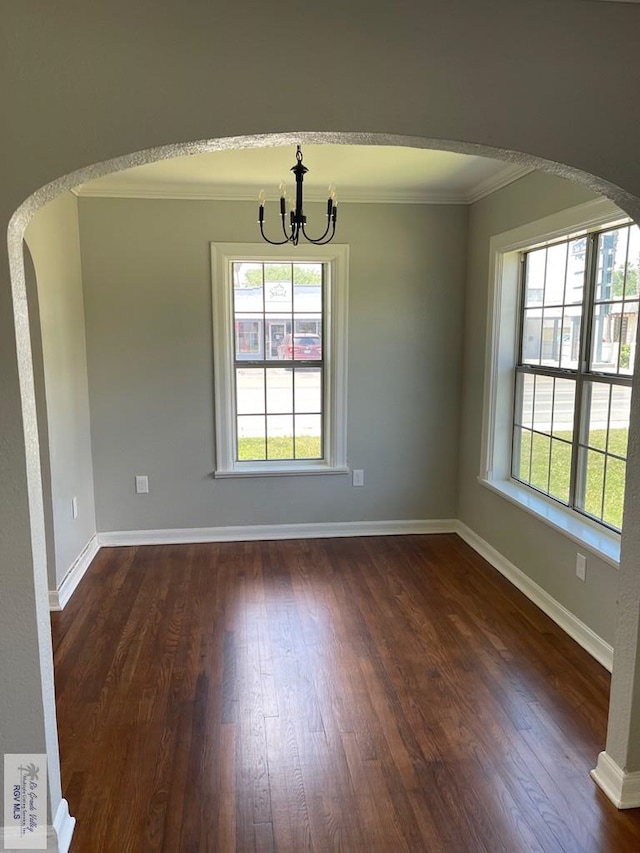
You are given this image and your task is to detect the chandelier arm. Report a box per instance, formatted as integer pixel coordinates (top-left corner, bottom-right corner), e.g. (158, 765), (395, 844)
(318, 219), (337, 245)
(314, 220), (337, 245)
(280, 212), (293, 242)
(300, 228), (335, 246)
(259, 219), (292, 246)
(300, 217), (333, 244)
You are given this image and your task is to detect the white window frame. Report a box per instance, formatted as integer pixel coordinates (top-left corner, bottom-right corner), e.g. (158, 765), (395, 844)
(211, 242), (349, 478)
(480, 198), (629, 566)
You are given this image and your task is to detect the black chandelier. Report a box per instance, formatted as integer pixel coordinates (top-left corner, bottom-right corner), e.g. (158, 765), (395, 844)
(258, 146), (338, 246)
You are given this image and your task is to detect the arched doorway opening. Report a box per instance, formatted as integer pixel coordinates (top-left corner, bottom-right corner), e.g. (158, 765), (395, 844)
(8, 132), (640, 842)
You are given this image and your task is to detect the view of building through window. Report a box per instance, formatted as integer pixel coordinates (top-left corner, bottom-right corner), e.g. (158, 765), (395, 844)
(232, 261), (324, 461)
(512, 222), (639, 530)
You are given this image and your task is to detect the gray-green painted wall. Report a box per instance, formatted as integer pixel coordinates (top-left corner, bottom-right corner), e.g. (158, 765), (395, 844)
(78, 198), (468, 532)
(456, 172), (622, 644)
(24, 192), (97, 589)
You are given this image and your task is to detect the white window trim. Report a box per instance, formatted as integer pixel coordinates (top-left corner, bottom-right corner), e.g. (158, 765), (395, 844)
(211, 242), (349, 478)
(480, 198), (628, 567)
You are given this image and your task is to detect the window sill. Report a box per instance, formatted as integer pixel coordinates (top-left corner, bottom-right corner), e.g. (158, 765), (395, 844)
(215, 464), (350, 479)
(477, 476), (620, 567)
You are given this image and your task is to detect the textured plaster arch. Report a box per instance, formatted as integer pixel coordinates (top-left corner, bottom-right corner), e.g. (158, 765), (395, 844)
(10, 130), (640, 236)
(7, 130), (640, 821)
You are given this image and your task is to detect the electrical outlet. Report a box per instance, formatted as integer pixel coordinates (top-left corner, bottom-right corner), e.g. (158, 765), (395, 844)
(576, 553), (587, 582)
(135, 475), (149, 494)
(352, 469), (364, 487)
(71, 496), (78, 520)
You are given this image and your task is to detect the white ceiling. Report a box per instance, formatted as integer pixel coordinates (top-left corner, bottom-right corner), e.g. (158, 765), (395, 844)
(73, 144), (532, 205)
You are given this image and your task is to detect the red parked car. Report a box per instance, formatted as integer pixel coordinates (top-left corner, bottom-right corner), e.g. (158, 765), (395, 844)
(278, 334), (322, 360)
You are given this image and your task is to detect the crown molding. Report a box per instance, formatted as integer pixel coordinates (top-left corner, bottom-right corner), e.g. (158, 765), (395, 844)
(466, 163), (533, 203)
(71, 182), (472, 204)
(72, 163), (534, 206)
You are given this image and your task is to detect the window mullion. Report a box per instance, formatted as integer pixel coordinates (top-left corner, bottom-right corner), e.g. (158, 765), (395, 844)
(582, 233), (599, 377)
(292, 364), (297, 460)
(570, 377), (586, 511)
(569, 233), (597, 511)
(263, 363), (268, 461)
(511, 367), (523, 480)
(516, 253), (527, 367)
(558, 241), (570, 369)
(538, 248), (549, 365)
(529, 374), (536, 480)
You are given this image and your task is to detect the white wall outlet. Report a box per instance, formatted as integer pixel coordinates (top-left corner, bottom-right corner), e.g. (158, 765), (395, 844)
(352, 469), (364, 487)
(135, 475), (149, 494)
(71, 496), (78, 520)
(576, 553), (587, 582)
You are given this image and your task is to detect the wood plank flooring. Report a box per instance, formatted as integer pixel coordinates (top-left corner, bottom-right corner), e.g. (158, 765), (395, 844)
(51, 534), (640, 852)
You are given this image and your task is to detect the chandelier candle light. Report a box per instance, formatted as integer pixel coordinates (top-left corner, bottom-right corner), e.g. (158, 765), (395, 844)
(258, 146), (338, 245)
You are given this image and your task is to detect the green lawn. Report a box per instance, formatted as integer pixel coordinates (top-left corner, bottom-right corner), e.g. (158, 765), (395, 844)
(238, 435), (321, 461)
(517, 428), (627, 529)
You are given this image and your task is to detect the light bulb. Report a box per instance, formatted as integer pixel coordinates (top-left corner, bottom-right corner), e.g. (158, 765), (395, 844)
(258, 189), (266, 205)
(279, 181), (287, 198)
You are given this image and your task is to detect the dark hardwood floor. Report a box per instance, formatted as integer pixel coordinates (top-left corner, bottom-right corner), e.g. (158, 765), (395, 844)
(51, 534), (640, 852)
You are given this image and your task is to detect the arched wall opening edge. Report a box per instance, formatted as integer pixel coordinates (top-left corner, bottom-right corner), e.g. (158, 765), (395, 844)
(6, 130), (640, 821)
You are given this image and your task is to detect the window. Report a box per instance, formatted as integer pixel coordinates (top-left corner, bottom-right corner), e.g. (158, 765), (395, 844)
(481, 198), (635, 563)
(211, 243), (348, 477)
(513, 223), (638, 531)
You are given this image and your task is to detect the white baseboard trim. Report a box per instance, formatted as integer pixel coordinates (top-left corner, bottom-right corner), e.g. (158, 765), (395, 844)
(3, 799), (74, 853)
(591, 751), (640, 809)
(98, 518), (458, 547)
(48, 533), (100, 612)
(455, 521), (614, 672)
(51, 798), (75, 852)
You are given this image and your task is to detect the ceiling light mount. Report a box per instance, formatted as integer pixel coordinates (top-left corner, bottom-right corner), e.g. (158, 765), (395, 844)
(258, 146), (338, 246)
